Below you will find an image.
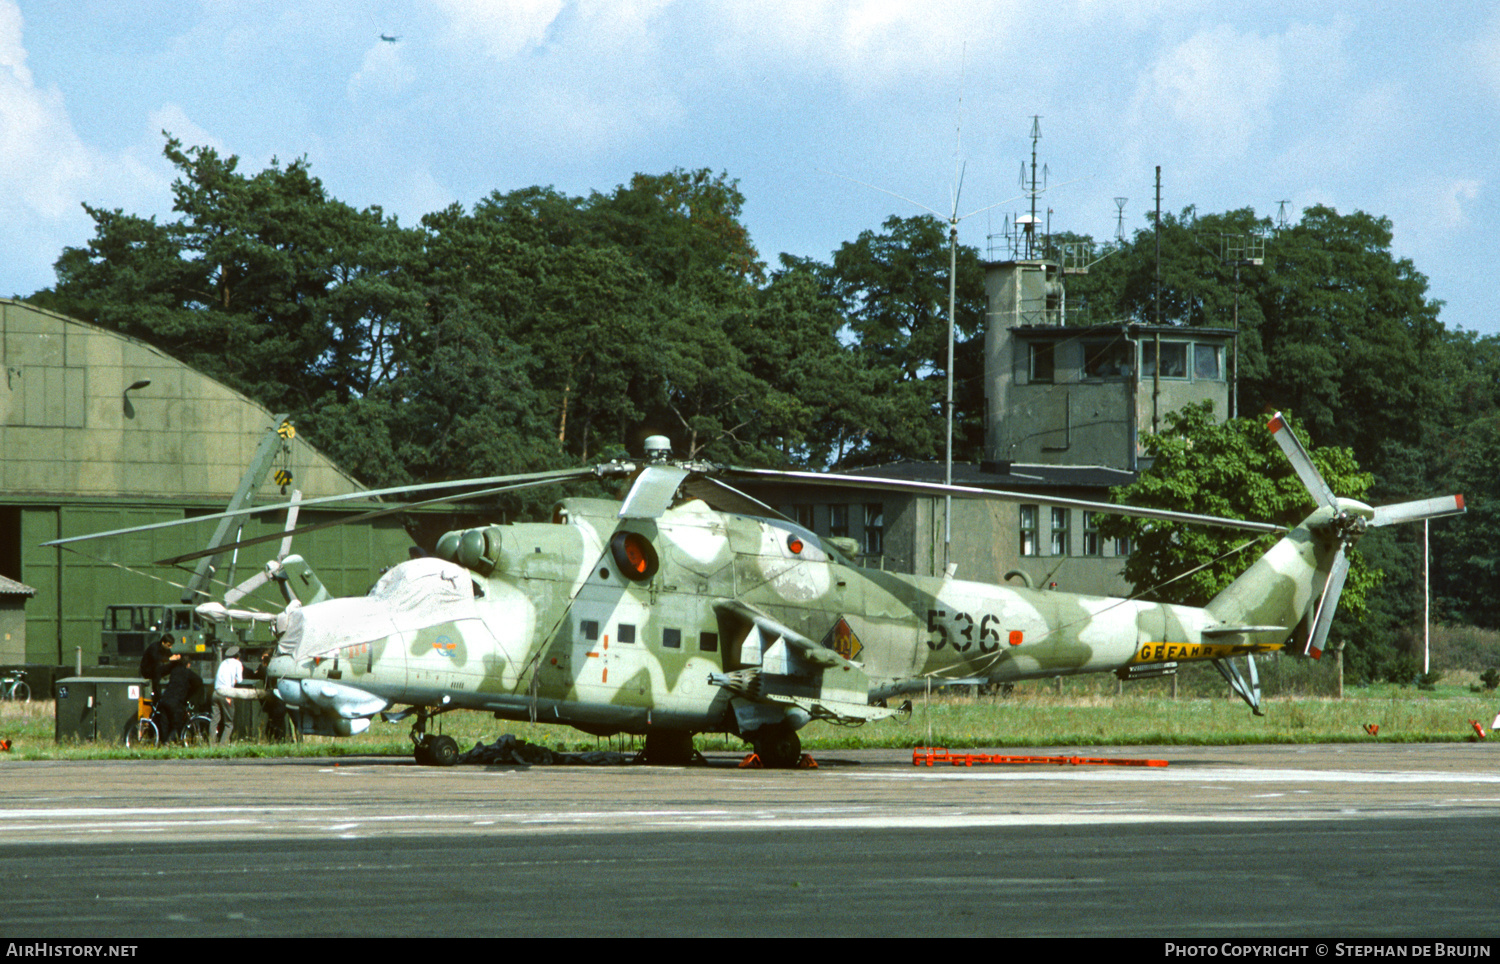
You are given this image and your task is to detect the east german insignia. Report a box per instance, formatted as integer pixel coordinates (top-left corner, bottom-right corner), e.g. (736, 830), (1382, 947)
(822, 617), (862, 661)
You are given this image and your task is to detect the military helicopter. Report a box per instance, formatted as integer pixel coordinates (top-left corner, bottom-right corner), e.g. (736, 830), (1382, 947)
(47, 415), (1463, 767)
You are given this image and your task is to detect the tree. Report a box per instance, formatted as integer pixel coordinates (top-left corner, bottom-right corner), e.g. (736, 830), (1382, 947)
(1248, 206), (1443, 468)
(46, 136), (422, 414)
(790, 214), (988, 466)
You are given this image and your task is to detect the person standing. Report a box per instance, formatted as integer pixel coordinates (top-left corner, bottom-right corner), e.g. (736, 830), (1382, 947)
(139, 632), (178, 705)
(159, 655), (198, 742)
(212, 646), (245, 744)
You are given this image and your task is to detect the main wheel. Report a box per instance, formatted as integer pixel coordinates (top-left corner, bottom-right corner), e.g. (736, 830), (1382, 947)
(751, 725), (802, 769)
(124, 717), (159, 748)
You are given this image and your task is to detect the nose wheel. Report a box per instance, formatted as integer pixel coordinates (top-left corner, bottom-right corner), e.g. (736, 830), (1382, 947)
(415, 734), (460, 766)
(408, 706), (460, 766)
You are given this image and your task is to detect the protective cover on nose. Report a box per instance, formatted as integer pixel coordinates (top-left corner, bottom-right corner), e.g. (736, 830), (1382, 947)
(276, 558), (477, 660)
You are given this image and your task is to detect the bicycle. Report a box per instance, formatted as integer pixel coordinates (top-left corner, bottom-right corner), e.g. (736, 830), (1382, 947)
(0, 671), (30, 702)
(123, 697), (212, 748)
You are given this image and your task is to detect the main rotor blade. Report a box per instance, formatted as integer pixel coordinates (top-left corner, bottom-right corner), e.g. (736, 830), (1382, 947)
(1305, 545), (1350, 661)
(155, 476), (585, 567)
(618, 466), (690, 520)
(278, 490), (303, 559)
(682, 476), (792, 522)
(42, 466), (611, 549)
(1371, 494), (1466, 527)
(721, 468), (1286, 535)
(1266, 412), (1339, 511)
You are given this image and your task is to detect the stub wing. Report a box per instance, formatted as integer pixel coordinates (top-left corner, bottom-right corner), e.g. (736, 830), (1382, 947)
(709, 600), (897, 725)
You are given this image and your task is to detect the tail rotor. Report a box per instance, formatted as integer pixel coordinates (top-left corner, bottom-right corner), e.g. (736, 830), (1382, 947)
(1267, 413), (1464, 659)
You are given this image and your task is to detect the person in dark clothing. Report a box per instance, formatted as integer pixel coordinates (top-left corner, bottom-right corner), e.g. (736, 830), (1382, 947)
(139, 633), (178, 704)
(158, 656), (200, 742)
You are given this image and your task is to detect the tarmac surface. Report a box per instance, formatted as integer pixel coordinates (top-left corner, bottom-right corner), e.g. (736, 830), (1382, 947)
(3, 743), (1498, 938)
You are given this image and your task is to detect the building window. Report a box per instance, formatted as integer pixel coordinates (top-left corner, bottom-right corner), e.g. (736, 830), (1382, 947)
(1029, 342), (1054, 383)
(1083, 511), (1101, 556)
(1019, 505), (1038, 556)
(1083, 340), (1133, 379)
(1194, 343), (1222, 380)
(1050, 507), (1070, 556)
(1142, 341), (1188, 378)
(1114, 535), (1131, 557)
(829, 504), (849, 538)
(863, 503), (883, 555)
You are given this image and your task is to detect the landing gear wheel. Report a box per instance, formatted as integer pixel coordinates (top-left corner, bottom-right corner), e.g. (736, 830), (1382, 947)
(416, 734), (459, 767)
(640, 730), (695, 766)
(751, 725), (802, 769)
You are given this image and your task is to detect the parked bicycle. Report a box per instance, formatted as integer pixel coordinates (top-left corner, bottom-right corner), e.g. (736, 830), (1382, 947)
(123, 696), (211, 748)
(0, 671), (29, 702)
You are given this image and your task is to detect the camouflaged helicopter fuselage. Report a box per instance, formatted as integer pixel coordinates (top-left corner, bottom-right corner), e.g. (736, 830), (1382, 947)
(272, 496), (1331, 738)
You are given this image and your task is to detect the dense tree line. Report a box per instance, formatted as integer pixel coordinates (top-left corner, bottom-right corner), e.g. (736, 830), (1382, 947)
(35, 140), (977, 488)
(30, 139), (1500, 677)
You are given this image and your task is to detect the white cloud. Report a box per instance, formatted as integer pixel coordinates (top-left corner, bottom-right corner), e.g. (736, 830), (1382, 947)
(1468, 9), (1500, 106)
(710, 0), (1023, 96)
(349, 39), (414, 99)
(149, 104), (224, 156)
(432, 0), (568, 59)
(0, 1), (94, 219)
(1128, 20), (1352, 163)
(1431, 177), (1483, 231)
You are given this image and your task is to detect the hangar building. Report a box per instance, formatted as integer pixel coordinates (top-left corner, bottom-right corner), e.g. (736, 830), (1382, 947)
(0, 298), (417, 669)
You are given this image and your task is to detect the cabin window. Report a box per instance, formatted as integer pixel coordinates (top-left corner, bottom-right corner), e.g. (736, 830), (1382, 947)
(1050, 507), (1071, 556)
(663, 628), (681, 650)
(1019, 505), (1038, 557)
(581, 620), (600, 641)
(618, 624), (636, 644)
(699, 631), (718, 653)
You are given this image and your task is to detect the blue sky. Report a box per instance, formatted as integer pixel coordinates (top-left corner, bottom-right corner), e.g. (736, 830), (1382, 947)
(4, 0), (1498, 336)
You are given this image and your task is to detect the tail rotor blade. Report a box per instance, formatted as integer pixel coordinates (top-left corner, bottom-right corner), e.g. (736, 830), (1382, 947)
(1305, 545), (1350, 660)
(1267, 412), (1338, 510)
(1371, 494), (1465, 527)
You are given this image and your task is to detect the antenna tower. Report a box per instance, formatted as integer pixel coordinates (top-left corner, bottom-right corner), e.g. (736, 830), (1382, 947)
(1018, 116), (1048, 258)
(1114, 197), (1128, 244)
